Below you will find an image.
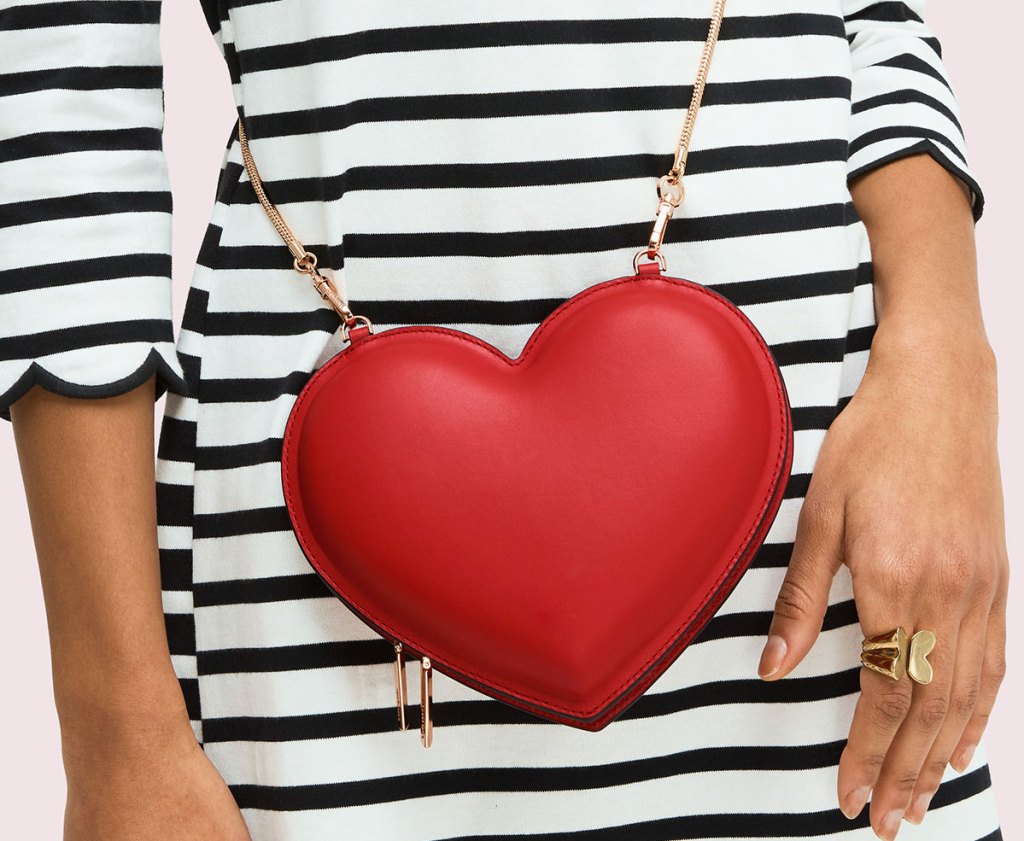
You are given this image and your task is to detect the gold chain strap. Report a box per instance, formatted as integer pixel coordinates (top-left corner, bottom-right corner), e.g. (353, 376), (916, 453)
(237, 117), (371, 338)
(236, 0), (727, 327)
(642, 0), (727, 269)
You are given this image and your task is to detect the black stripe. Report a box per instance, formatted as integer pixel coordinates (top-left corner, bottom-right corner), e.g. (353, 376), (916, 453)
(233, 140), (848, 205)
(159, 548), (193, 593)
(158, 417), (197, 463)
(350, 202), (858, 258)
(164, 612), (196, 658)
(197, 216), (231, 270)
(0, 64), (160, 98)
(198, 0), (221, 37)
(850, 125), (967, 165)
(196, 600), (859, 675)
(786, 473), (812, 500)
(0, 189), (170, 229)
(790, 405), (841, 431)
(0, 319), (175, 361)
(199, 370), (313, 404)
(179, 677), (201, 723)
(878, 52), (952, 89)
(200, 639), (387, 676)
(713, 262), (871, 307)
(844, 2), (923, 26)
(237, 16), (846, 75)
(197, 437), (284, 471)
(195, 574), (333, 608)
(181, 287), (211, 338)
(695, 599), (859, 645)
(194, 506), (294, 540)
(230, 740), (849, 811)
(229, 765), (992, 835)
(246, 78), (852, 139)
(179, 351), (201, 394)
(207, 668), (861, 744)
(0, 0), (160, 30)
(749, 543), (794, 569)
(0, 252), (171, 296)
(852, 89), (962, 134)
(447, 766), (993, 840)
(770, 325), (875, 367)
(204, 202), (857, 282)
(156, 482), (194, 528)
(0, 127), (164, 166)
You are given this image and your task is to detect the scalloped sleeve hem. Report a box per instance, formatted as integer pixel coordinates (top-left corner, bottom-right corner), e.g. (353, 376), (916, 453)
(0, 343), (191, 423)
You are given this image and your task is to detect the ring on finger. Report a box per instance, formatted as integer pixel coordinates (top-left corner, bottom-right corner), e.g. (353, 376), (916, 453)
(860, 626), (937, 684)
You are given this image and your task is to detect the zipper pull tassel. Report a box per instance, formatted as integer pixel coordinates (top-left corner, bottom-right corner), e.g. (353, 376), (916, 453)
(393, 643), (408, 731)
(420, 657), (433, 748)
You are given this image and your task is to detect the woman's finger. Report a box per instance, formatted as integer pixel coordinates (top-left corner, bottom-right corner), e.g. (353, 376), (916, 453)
(837, 662), (913, 823)
(904, 613), (985, 824)
(864, 612), (956, 840)
(835, 576), (916, 824)
(951, 578), (1008, 772)
(758, 493), (843, 680)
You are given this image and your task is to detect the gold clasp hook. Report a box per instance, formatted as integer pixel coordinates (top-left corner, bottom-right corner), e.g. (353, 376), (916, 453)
(645, 175), (685, 266)
(292, 250), (375, 341)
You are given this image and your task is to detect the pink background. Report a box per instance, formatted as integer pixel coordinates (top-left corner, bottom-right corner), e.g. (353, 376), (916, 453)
(0, 2), (1019, 836)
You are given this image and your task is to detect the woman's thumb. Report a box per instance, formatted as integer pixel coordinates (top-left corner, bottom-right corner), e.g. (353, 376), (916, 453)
(758, 497), (844, 680)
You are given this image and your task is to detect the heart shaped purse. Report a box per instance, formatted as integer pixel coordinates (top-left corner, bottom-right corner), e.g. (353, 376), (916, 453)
(236, 0), (793, 747)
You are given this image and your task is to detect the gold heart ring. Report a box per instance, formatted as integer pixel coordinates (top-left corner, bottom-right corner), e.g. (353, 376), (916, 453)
(861, 627), (937, 684)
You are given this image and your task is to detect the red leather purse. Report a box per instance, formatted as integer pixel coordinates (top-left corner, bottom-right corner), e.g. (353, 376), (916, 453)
(237, 0), (793, 747)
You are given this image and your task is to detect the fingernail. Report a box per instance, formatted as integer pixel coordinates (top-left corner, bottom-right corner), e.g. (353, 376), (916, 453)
(876, 809), (904, 841)
(758, 635), (787, 678)
(840, 785), (871, 819)
(952, 744), (976, 772)
(905, 791), (933, 825)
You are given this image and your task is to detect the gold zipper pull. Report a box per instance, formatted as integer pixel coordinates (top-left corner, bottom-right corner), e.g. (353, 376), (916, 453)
(393, 643), (408, 731)
(420, 657), (433, 748)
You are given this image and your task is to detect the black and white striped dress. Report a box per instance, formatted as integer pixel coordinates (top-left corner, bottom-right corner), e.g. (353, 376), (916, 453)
(0, 1), (1001, 838)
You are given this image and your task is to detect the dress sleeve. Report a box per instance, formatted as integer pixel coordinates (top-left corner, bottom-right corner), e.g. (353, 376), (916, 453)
(0, 0), (190, 422)
(844, 0), (984, 221)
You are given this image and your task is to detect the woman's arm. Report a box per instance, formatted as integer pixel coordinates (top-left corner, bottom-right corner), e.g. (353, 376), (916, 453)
(11, 378), (251, 840)
(12, 376), (188, 748)
(759, 152), (1008, 840)
(856, 153), (986, 347)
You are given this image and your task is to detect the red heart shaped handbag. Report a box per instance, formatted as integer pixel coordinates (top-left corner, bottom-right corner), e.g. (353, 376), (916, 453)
(236, 0), (792, 746)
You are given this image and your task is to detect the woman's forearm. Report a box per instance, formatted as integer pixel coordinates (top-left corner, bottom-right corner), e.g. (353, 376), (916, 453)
(10, 376), (191, 765)
(851, 152), (994, 367)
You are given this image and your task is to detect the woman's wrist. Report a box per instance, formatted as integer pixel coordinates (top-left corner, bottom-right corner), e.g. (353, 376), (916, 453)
(867, 314), (997, 396)
(57, 664), (193, 778)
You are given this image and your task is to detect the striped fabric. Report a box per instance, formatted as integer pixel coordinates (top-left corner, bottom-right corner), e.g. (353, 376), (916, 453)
(0, 1), (999, 839)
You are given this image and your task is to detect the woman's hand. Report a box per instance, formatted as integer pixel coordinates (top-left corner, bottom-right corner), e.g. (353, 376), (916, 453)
(62, 708), (252, 841)
(757, 325), (1008, 840)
